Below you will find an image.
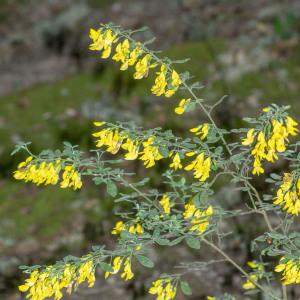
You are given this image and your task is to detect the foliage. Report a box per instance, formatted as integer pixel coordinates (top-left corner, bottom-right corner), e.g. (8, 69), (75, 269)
(12, 22), (300, 300)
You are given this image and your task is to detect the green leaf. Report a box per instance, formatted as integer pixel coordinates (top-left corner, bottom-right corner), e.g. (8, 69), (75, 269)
(169, 236), (184, 246)
(136, 255), (154, 268)
(270, 173), (281, 180)
(180, 281), (192, 295)
(100, 262), (114, 273)
(155, 237), (169, 246)
(93, 177), (103, 185)
(159, 146), (169, 157)
(107, 180), (118, 197)
(120, 230), (132, 239)
(186, 237), (201, 249)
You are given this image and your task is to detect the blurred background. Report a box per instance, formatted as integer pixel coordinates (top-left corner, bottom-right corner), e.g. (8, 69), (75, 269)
(1, 0), (300, 299)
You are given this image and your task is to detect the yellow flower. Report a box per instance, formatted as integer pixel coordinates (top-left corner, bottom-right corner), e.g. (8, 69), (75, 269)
(149, 278), (177, 300)
(122, 138), (139, 160)
(165, 70), (182, 98)
(136, 223), (143, 234)
(112, 221), (143, 236)
(252, 158), (264, 176)
(247, 261), (259, 269)
(13, 158), (64, 188)
(134, 54), (154, 79)
(19, 261), (96, 300)
(60, 165), (82, 190)
(93, 121), (106, 127)
(169, 153), (182, 170)
(285, 116), (298, 136)
(242, 114), (297, 176)
(275, 257), (300, 285)
(151, 65), (167, 96)
(121, 258), (134, 281)
(111, 221), (126, 235)
(93, 128), (124, 154)
(174, 98), (190, 115)
(77, 261), (95, 287)
(127, 44), (143, 66)
(190, 205), (213, 234)
(183, 201), (197, 219)
(262, 107), (271, 112)
(89, 28), (104, 51)
(273, 173), (300, 215)
(242, 274), (257, 290)
(184, 152), (211, 182)
(190, 123), (210, 140)
(183, 202), (213, 235)
(159, 194), (171, 215)
(105, 256), (122, 279)
(139, 137), (163, 168)
(101, 29), (118, 59)
(250, 131), (267, 175)
(112, 39), (131, 70)
(241, 128), (256, 146)
(171, 70), (182, 87)
(88, 28), (118, 58)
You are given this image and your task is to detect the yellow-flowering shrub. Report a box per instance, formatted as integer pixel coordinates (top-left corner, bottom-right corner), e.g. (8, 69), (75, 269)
(12, 23), (300, 300)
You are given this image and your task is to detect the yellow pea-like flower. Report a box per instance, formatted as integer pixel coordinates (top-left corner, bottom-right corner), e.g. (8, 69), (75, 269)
(174, 98), (191, 115)
(159, 194), (171, 215)
(169, 153), (182, 170)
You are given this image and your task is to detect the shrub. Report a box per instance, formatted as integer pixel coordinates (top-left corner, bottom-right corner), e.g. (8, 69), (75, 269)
(14, 23), (300, 300)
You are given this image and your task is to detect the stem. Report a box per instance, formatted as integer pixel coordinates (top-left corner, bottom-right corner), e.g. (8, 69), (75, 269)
(202, 238), (281, 300)
(282, 284), (288, 300)
(243, 179), (274, 232)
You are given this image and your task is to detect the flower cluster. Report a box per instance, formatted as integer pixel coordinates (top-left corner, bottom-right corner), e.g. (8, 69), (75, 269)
(89, 28), (118, 59)
(60, 165), (83, 190)
(19, 260), (95, 300)
(105, 256), (134, 281)
(151, 64), (182, 98)
(19, 256), (135, 300)
(149, 278), (177, 300)
(13, 156), (82, 190)
(242, 261), (264, 290)
(183, 201), (213, 235)
(139, 137), (163, 168)
(190, 123), (210, 140)
(273, 173), (300, 215)
(242, 114), (298, 175)
(89, 27), (182, 100)
(92, 123), (162, 167)
(93, 123), (212, 182)
(184, 152), (211, 182)
(275, 257), (300, 285)
(111, 221), (143, 236)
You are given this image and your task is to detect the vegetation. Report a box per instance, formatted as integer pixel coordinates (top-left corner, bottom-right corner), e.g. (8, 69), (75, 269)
(12, 23), (300, 300)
